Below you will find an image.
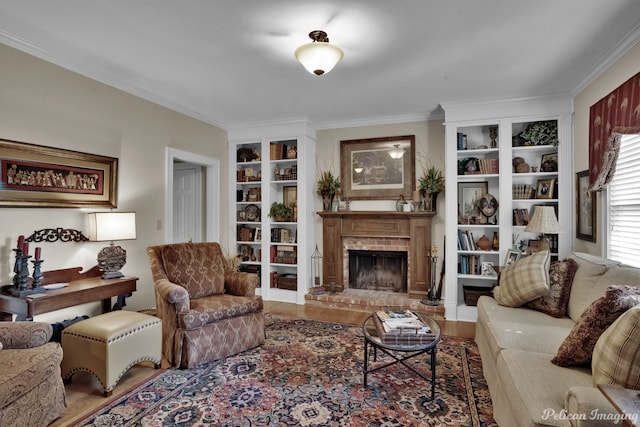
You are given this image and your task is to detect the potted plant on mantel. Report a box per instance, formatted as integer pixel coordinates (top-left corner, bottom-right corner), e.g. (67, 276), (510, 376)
(418, 164), (445, 212)
(268, 202), (292, 222)
(316, 170), (340, 211)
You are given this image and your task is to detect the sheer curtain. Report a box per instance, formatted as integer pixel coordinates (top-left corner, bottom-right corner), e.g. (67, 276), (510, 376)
(588, 71), (640, 191)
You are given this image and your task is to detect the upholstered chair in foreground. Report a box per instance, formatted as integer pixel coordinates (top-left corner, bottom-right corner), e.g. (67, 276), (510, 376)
(147, 242), (265, 368)
(0, 322), (66, 426)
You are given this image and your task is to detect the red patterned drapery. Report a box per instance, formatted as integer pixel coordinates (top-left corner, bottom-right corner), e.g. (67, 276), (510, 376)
(588, 71), (640, 191)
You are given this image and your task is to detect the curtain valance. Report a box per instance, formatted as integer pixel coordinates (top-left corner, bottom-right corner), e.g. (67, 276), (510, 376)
(588, 71), (640, 191)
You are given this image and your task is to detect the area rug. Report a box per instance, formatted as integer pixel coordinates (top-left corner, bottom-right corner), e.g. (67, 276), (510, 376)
(73, 315), (496, 426)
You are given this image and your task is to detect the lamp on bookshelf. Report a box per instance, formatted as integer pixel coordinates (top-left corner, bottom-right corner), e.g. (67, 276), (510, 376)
(524, 206), (560, 250)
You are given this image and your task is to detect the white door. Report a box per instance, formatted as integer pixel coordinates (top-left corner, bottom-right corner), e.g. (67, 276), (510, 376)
(173, 162), (203, 243)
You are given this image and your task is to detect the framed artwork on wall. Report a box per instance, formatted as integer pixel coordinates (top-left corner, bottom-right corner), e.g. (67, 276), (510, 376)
(576, 170), (596, 242)
(0, 139), (118, 208)
(340, 135), (415, 200)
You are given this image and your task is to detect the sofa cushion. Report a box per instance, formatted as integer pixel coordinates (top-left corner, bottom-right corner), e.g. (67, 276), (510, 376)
(161, 242), (226, 297)
(552, 285), (640, 366)
(567, 252), (616, 321)
(592, 304), (640, 389)
(497, 349), (593, 427)
(179, 294), (264, 330)
(526, 258), (578, 317)
(493, 250), (550, 307)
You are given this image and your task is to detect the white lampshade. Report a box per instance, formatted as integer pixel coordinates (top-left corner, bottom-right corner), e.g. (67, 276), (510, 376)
(525, 206), (560, 234)
(295, 30), (344, 76)
(88, 212), (137, 242)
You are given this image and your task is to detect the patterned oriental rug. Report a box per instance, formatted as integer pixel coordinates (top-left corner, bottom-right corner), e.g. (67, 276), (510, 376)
(73, 315), (496, 426)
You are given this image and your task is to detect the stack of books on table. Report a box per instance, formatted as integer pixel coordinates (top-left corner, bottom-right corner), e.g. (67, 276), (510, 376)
(373, 310), (435, 346)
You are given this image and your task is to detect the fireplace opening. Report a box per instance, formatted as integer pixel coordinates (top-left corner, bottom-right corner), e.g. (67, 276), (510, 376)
(348, 250), (408, 293)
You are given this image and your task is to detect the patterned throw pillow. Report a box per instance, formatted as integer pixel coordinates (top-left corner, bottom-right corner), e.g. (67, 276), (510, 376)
(552, 285), (640, 367)
(493, 250), (550, 307)
(526, 258), (579, 317)
(592, 305), (640, 389)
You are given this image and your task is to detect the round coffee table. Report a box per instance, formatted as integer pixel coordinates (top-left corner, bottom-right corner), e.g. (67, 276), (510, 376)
(362, 312), (442, 400)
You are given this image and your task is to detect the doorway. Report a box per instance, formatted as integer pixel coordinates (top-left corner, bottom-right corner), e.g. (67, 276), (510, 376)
(165, 147), (220, 243)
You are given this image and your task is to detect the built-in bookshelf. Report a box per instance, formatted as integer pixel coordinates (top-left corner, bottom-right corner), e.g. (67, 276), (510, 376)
(229, 121), (316, 304)
(442, 97), (573, 321)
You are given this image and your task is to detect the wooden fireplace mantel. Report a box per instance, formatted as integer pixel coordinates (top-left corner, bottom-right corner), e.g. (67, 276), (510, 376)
(318, 211), (435, 298)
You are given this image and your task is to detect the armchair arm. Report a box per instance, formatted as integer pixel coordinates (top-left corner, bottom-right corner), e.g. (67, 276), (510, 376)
(225, 271), (259, 296)
(154, 278), (190, 312)
(0, 322), (52, 349)
(564, 386), (618, 427)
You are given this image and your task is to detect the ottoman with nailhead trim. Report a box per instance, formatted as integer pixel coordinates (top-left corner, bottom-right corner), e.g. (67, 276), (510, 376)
(61, 310), (162, 396)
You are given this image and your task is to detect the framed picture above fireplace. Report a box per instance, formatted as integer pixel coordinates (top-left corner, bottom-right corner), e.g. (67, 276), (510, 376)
(340, 135), (415, 200)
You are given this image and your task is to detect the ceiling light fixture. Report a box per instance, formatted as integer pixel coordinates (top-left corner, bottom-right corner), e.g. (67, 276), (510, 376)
(388, 144), (405, 159)
(295, 30), (344, 76)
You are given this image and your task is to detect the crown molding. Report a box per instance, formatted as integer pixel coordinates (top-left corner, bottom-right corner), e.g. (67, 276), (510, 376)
(571, 22), (640, 96)
(315, 111), (444, 130)
(0, 29), (229, 131)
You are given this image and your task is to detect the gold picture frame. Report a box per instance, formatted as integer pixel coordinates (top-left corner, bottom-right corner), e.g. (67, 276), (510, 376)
(535, 178), (555, 199)
(340, 135), (415, 200)
(0, 139), (118, 208)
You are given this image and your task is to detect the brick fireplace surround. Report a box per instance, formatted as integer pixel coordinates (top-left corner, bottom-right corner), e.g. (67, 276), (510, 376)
(306, 211), (444, 317)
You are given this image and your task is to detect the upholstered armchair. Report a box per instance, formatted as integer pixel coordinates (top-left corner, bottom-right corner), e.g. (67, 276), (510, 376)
(0, 322), (66, 426)
(147, 242), (265, 368)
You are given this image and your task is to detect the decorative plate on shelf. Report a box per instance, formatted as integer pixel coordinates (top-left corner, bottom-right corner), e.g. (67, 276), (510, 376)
(477, 193), (499, 218)
(244, 204), (259, 221)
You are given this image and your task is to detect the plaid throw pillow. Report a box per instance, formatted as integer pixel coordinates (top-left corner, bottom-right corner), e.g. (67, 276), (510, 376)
(493, 250), (550, 307)
(592, 304), (640, 389)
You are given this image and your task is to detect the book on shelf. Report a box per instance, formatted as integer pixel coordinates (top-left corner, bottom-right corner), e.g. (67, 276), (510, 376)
(513, 208), (530, 226)
(478, 158), (499, 174)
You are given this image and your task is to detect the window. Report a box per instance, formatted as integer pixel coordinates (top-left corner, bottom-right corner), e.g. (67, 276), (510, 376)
(606, 133), (640, 267)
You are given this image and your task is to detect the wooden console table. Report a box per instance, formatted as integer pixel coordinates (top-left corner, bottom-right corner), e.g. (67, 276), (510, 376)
(0, 266), (138, 321)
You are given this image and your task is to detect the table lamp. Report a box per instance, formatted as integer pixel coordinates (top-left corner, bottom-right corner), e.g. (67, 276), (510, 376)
(524, 206), (560, 250)
(88, 212), (136, 279)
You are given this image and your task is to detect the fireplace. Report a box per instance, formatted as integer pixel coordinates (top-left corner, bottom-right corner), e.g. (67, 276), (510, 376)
(348, 250), (408, 292)
(318, 211), (434, 298)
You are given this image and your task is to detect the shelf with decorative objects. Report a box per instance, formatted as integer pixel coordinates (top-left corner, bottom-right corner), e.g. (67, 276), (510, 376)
(441, 97), (573, 321)
(229, 121), (316, 304)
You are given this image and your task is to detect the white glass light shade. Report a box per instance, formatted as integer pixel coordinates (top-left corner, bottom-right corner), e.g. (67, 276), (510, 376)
(88, 212), (137, 242)
(388, 144), (405, 159)
(295, 42), (344, 75)
(524, 206), (560, 234)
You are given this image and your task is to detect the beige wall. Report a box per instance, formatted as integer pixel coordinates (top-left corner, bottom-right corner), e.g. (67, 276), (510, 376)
(573, 41), (640, 256)
(315, 121), (446, 278)
(0, 44), (229, 321)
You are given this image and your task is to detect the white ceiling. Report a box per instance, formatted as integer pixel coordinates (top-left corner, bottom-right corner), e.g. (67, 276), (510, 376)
(1, 1), (639, 130)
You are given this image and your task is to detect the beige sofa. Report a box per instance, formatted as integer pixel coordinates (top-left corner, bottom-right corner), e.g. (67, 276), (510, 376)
(476, 252), (640, 427)
(0, 322), (66, 426)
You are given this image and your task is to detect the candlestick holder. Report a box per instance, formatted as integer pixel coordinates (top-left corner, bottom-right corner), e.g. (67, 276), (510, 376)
(12, 248), (23, 288)
(11, 254), (35, 297)
(31, 259), (45, 293)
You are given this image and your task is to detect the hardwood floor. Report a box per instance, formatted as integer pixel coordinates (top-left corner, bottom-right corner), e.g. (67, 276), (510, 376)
(51, 303), (476, 426)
